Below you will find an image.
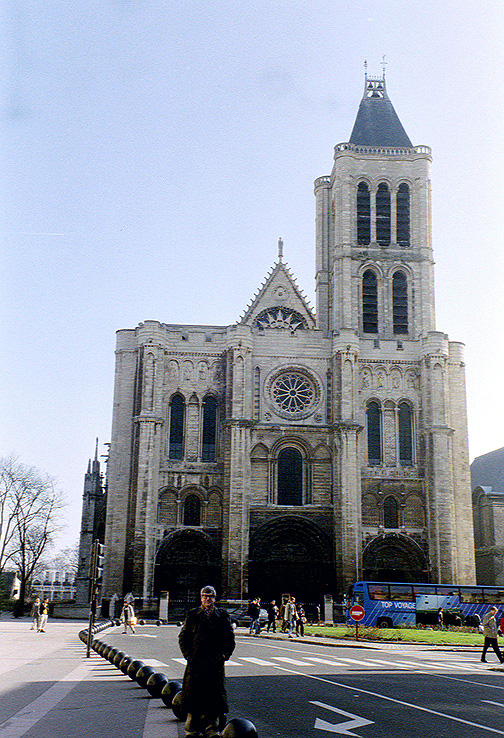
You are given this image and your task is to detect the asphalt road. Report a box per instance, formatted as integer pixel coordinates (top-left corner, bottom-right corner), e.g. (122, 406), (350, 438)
(104, 625), (504, 737)
(2, 619), (504, 737)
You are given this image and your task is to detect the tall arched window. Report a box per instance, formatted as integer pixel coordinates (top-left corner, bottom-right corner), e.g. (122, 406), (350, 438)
(169, 394), (185, 459)
(367, 401), (381, 465)
(202, 395), (217, 461)
(392, 271), (408, 334)
(357, 182), (371, 244)
(277, 448), (302, 506)
(384, 496), (399, 528)
(183, 494), (201, 526)
(376, 183), (391, 246)
(362, 270), (378, 334)
(398, 402), (413, 466)
(396, 183), (410, 246)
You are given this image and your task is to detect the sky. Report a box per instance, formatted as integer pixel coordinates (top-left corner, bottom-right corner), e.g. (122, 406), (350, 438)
(2, 0), (504, 552)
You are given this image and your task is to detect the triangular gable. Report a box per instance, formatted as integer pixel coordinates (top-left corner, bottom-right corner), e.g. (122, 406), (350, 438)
(239, 261), (316, 330)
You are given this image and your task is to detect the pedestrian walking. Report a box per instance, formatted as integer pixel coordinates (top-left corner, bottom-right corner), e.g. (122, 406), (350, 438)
(38, 599), (49, 632)
(437, 608), (444, 631)
(295, 603), (306, 637)
(30, 597), (41, 631)
(247, 598), (261, 635)
(121, 602), (136, 634)
(266, 600), (278, 632)
(481, 607), (504, 663)
(284, 597), (296, 638)
(179, 585), (235, 738)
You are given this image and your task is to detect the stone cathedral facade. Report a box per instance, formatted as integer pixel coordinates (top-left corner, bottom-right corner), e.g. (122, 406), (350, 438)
(102, 73), (476, 608)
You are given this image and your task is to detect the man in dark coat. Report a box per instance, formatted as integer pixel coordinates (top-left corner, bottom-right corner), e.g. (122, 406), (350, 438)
(179, 585), (235, 737)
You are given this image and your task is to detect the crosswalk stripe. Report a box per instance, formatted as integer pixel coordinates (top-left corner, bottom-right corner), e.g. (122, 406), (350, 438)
(240, 657), (276, 666)
(303, 657), (346, 667)
(336, 657), (370, 666)
(171, 657), (241, 666)
(272, 657), (309, 666)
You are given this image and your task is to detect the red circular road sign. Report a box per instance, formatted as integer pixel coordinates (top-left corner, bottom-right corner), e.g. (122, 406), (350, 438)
(349, 604), (365, 622)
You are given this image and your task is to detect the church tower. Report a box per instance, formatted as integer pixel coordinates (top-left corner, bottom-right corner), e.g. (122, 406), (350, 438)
(100, 70), (476, 615)
(315, 70), (475, 586)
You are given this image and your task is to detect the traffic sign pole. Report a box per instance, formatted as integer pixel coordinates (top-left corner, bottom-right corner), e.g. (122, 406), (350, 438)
(349, 604), (365, 641)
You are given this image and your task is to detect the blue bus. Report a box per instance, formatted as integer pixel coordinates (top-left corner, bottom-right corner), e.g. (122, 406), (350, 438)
(348, 581), (504, 628)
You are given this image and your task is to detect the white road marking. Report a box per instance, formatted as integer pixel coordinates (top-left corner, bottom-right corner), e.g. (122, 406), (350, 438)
(272, 665), (504, 735)
(311, 701), (374, 736)
(171, 657), (241, 666)
(240, 657), (277, 666)
(134, 634), (157, 638)
(483, 701), (504, 707)
(304, 657), (347, 667)
(272, 657), (310, 666)
(142, 659), (170, 668)
(0, 660), (93, 738)
(336, 658), (370, 666)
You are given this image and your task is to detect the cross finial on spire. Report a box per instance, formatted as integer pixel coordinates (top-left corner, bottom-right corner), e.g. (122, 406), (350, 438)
(364, 59), (368, 80)
(381, 54), (387, 78)
(278, 237), (283, 262)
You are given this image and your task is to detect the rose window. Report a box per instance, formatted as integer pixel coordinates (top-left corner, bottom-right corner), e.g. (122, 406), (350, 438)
(271, 372), (315, 414)
(254, 307), (307, 332)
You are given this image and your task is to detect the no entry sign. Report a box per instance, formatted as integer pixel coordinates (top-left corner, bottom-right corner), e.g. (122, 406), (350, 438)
(349, 604), (365, 622)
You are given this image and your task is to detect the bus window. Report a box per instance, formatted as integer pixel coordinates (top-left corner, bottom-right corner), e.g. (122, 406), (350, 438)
(436, 586), (459, 597)
(413, 585), (436, 596)
(389, 585), (414, 601)
(483, 588), (504, 605)
(368, 584), (389, 600)
(459, 587), (485, 604)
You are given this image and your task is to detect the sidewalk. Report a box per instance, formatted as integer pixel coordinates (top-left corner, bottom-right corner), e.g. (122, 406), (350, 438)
(0, 617), (183, 738)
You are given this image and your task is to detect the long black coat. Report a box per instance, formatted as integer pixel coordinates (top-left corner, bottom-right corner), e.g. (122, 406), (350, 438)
(179, 606), (235, 716)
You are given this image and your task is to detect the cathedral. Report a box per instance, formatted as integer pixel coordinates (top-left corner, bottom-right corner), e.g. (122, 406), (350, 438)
(101, 72), (476, 610)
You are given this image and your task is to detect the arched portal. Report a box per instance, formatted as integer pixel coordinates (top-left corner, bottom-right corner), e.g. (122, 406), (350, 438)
(154, 530), (220, 610)
(362, 534), (428, 582)
(248, 517), (334, 603)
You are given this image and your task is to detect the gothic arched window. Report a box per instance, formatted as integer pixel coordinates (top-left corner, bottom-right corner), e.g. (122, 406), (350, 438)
(392, 271), (408, 334)
(183, 494), (201, 526)
(384, 496), (399, 528)
(398, 402), (413, 466)
(376, 183), (391, 246)
(362, 270), (378, 334)
(202, 395), (217, 461)
(367, 401), (381, 465)
(357, 182), (371, 244)
(277, 448), (303, 506)
(396, 183), (410, 246)
(169, 394), (185, 459)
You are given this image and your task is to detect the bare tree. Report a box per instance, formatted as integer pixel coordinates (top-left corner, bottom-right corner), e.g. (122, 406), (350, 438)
(0, 457), (65, 615)
(47, 543), (79, 578)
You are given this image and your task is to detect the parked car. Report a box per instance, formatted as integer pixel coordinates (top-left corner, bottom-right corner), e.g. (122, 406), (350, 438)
(225, 606), (269, 628)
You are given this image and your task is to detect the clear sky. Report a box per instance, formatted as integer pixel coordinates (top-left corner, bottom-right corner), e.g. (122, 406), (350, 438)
(2, 0), (504, 551)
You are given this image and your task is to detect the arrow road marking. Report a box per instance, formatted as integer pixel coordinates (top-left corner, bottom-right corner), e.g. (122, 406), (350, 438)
(310, 701), (374, 736)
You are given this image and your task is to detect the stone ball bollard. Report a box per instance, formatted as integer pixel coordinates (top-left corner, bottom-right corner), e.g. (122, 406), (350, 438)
(222, 718), (259, 737)
(127, 659), (146, 681)
(156, 620), (162, 626)
(107, 647), (120, 663)
(171, 690), (187, 721)
(102, 645), (113, 660)
(146, 672), (169, 698)
(113, 650), (127, 667)
(119, 655), (132, 674)
(136, 665), (156, 688)
(161, 680), (182, 708)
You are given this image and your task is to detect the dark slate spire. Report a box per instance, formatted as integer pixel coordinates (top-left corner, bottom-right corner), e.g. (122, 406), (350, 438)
(349, 70), (412, 148)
